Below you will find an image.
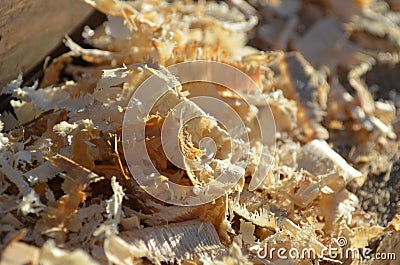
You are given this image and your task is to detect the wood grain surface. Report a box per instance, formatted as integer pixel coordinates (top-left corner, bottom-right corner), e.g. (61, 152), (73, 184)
(0, 0), (93, 88)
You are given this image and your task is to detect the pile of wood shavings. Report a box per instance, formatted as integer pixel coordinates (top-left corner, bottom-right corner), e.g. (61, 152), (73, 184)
(0, 0), (399, 264)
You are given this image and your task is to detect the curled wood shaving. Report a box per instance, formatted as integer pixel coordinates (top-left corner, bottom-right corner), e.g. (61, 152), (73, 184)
(297, 139), (363, 187)
(120, 220), (222, 263)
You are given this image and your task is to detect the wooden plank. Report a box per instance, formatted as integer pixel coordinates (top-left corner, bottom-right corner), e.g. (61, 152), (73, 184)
(0, 0), (94, 88)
